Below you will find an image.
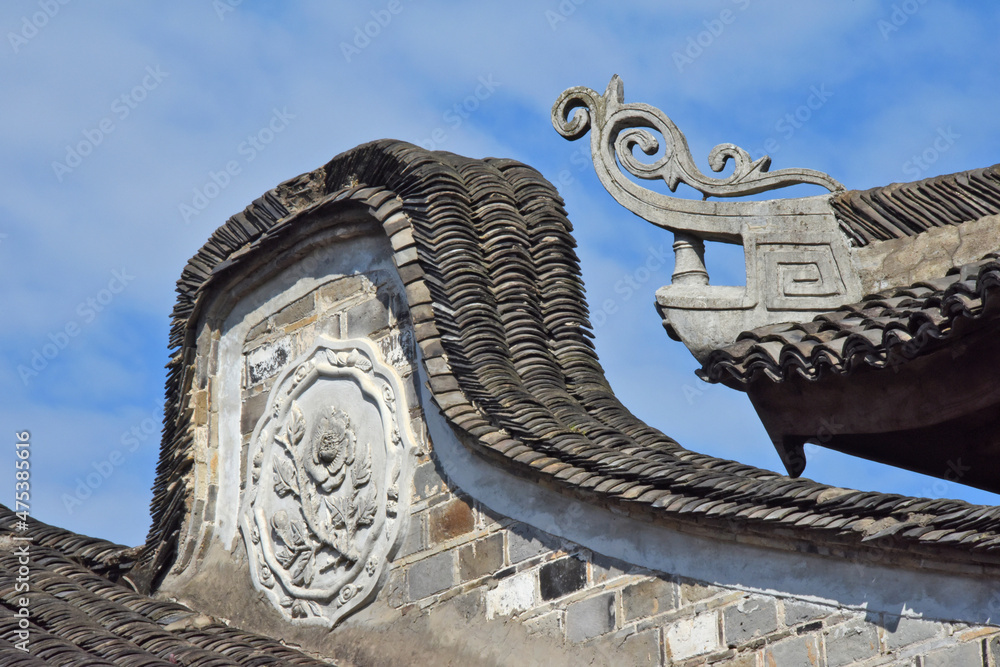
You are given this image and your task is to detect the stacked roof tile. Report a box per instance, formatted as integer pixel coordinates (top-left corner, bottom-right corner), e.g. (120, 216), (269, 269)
(701, 253), (1000, 384)
(830, 163), (1000, 246)
(134, 139), (1000, 593)
(0, 506), (334, 666)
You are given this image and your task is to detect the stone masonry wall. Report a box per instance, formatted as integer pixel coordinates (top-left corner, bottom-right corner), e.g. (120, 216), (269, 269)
(381, 454), (1000, 666)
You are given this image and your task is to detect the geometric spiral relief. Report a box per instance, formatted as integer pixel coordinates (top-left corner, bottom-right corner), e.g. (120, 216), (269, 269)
(240, 337), (416, 626)
(760, 243), (848, 311)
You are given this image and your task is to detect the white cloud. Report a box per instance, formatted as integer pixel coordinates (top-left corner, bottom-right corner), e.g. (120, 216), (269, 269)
(3, 2), (999, 545)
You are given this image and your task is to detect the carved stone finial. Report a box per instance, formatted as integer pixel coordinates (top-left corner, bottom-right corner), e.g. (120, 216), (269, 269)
(552, 77), (860, 362)
(552, 75), (843, 227)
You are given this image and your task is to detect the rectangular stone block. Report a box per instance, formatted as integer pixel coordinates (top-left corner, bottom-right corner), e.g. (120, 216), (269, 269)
(923, 641), (982, 667)
(764, 635), (820, 666)
(345, 296), (390, 338)
(246, 317), (270, 343)
(566, 592), (615, 643)
(539, 556), (587, 601)
(507, 523), (554, 563)
(825, 620), (880, 667)
(679, 579), (717, 605)
(317, 275), (367, 311)
(590, 552), (628, 586)
(783, 600), (830, 626)
(396, 512), (424, 558)
(245, 337), (291, 386)
(412, 460), (447, 501)
(272, 293), (315, 328)
(623, 577), (677, 622)
(428, 496), (475, 543)
(240, 391), (268, 436)
(524, 610), (563, 639)
(619, 628), (661, 666)
(407, 551), (454, 601)
(723, 596), (779, 647)
(884, 615), (943, 651)
(459, 533), (503, 582)
(486, 570), (536, 619)
(665, 612), (719, 661)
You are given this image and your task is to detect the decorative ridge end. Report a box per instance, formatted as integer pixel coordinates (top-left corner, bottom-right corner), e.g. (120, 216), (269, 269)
(552, 75), (844, 203)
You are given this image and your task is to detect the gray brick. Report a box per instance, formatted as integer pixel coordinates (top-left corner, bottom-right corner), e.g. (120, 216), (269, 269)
(825, 621), (880, 667)
(459, 533), (503, 582)
(764, 635), (820, 666)
(679, 579), (716, 605)
(566, 592), (615, 643)
(428, 496), (475, 543)
(923, 641), (982, 667)
(412, 461), (446, 501)
(525, 611), (563, 639)
(622, 577), (676, 622)
(318, 275), (367, 311)
(240, 391), (268, 435)
(345, 296), (389, 337)
(783, 600), (830, 626)
(884, 615), (943, 651)
(507, 524), (554, 563)
(618, 629), (661, 666)
(396, 512), (424, 558)
(723, 597), (779, 647)
(246, 317), (270, 342)
(272, 293), (315, 327)
(407, 551), (454, 600)
(590, 552), (628, 585)
(539, 556), (587, 601)
(245, 338), (291, 385)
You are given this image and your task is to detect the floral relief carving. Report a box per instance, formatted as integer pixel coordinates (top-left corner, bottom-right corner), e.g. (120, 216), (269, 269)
(241, 337), (417, 626)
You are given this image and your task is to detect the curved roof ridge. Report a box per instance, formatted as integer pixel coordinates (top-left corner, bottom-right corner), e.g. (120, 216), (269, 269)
(143, 140), (1000, 587)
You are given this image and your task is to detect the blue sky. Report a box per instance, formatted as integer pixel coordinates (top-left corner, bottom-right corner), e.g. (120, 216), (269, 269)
(3, 2), (1000, 546)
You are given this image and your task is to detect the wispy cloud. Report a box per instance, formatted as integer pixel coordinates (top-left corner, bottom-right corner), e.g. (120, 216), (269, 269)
(3, 3), (999, 544)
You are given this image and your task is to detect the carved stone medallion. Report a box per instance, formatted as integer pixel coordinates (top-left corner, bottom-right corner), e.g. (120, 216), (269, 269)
(240, 337), (415, 625)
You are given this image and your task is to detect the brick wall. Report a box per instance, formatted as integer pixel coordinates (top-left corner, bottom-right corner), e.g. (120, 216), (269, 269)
(386, 457), (1000, 666)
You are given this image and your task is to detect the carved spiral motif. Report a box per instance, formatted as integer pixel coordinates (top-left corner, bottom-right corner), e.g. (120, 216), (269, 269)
(552, 75), (843, 201)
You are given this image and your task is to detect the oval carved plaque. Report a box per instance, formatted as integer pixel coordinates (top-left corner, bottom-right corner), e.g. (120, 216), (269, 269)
(240, 337), (416, 625)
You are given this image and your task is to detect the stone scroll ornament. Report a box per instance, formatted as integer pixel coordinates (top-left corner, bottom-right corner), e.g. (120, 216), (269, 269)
(551, 76), (843, 231)
(240, 337), (417, 626)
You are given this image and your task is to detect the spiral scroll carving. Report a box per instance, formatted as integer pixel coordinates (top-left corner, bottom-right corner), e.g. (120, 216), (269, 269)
(552, 76), (843, 202)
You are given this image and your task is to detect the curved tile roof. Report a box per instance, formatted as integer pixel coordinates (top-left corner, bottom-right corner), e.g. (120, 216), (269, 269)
(142, 140), (1000, 589)
(0, 507), (334, 666)
(701, 253), (1000, 384)
(830, 163), (1000, 247)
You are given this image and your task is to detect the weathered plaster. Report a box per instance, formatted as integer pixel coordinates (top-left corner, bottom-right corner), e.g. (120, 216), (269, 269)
(418, 360), (1000, 627)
